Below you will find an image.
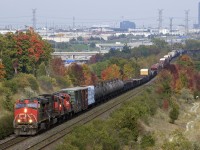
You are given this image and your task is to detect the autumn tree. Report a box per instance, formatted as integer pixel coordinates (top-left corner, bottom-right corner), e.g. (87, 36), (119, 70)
(89, 54), (103, 64)
(0, 29), (52, 78)
(66, 63), (84, 86)
(177, 55), (194, 68)
(90, 61), (109, 78)
(82, 64), (98, 85)
(101, 64), (121, 80)
(123, 64), (134, 80)
(50, 57), (65, 76)
(0, 63), (6, 79)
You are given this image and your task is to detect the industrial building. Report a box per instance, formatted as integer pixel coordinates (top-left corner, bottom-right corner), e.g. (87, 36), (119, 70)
(120, 21), (136, 30)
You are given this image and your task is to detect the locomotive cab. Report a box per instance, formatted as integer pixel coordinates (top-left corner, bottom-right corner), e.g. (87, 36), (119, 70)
(14, 98), (40, 135)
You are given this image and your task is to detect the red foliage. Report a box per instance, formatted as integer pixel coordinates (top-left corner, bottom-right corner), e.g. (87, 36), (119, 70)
(194, 73), (200, 91)
(163, 100), (169, 111)
(89, 54), (103, 64)
(14, 30), (44, 62)
(166, 62), (197, 92)
(166, 64), (179, 89)
(51, 58), (66, 76)
(67, 63), (85, 86)
(82, 64), (98, 85)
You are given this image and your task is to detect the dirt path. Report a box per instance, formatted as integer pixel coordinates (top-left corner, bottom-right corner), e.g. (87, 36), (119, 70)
(185, 102), (200, 133)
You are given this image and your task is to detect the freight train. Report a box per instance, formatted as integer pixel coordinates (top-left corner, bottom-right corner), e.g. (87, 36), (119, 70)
(13, 49), (184, 135)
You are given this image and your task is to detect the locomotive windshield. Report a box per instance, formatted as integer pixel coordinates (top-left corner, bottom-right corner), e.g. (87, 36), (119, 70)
(15, 103), (26, 109)
(15, 103), (38, 109)
(27, 103), (38, 109)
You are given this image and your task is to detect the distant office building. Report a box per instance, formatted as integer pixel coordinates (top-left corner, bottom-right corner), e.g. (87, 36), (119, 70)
(120, 21), (136, 30)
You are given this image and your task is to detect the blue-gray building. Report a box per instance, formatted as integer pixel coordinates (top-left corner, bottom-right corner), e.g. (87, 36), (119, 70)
(120, 21), (136, 30)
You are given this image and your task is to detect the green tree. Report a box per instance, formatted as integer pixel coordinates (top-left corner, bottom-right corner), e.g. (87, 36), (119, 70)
(122, 43), (131, 53)
(77, 36), (83, 41)
(185, 39), (200, 50)
(169, 103), (179, 124)
(90, 42), (96, 48)
(152, 38), (169, 49)
(37, 62), (47, 77)
(91, 61), (109, 78)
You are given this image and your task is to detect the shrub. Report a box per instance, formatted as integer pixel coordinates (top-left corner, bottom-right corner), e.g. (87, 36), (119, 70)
(55, 76), (71, 88)
(169, 104), (179, 124)
(2, 89), (14, 112)
(0, 113), (14, 140)
(24, 87), (38, 98)
(37, 62), (47, 77)
(3, 73), (39, 93)
(38, 76), (56, 91)
(162, 130), (193, 150)
(2, 80), (18, 93)
(26, 74), (39, 91)
(141, 133), (155, 149)
(12, 73), (30, 89)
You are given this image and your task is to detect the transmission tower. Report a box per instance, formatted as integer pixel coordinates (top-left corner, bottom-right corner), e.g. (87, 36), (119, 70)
(169, 17), (173, 34)
(158, 9), (163, 31)
(185, 10), (189, 35)
(32, 9), (37, 30)
(169, 17), (173, 49)
(73, 16), (75, 29)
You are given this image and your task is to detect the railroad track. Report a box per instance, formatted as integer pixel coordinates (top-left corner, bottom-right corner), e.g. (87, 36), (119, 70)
(0, 136), (28, 150)
(6, 78), (155, 150)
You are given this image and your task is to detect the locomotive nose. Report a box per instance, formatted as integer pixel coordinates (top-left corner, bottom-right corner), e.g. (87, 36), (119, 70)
(22, 125), (29, 132)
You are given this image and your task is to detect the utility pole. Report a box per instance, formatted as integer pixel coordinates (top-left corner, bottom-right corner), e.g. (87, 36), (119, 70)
(185, 10), (189, 35)
(169, 17), (173, 49)
(32, 9), (37, 30)
(158, 9), (163, 32)
(170, 17), (173, 33)
(73, 16), (75, 29)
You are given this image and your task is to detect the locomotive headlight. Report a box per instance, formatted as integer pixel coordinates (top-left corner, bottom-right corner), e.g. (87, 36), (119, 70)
(29, 119), (33, 123)
(24, 108), (27, 113)
(17, 119), (21, 123)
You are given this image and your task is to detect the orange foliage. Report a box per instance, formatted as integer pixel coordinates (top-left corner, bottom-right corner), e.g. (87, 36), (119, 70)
(101, 64), (121, 81)
(15, 30), (44, 62)
(0, 63), (6, 79)
(180, 55), (192, 62)
(82, 64), (98, 85)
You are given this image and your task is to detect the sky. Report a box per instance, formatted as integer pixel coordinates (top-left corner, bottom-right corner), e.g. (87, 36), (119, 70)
(0, 0), (199, 29)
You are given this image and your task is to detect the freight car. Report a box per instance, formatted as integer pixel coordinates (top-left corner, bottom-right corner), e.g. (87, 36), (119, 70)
(13, 49), (183, 135)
